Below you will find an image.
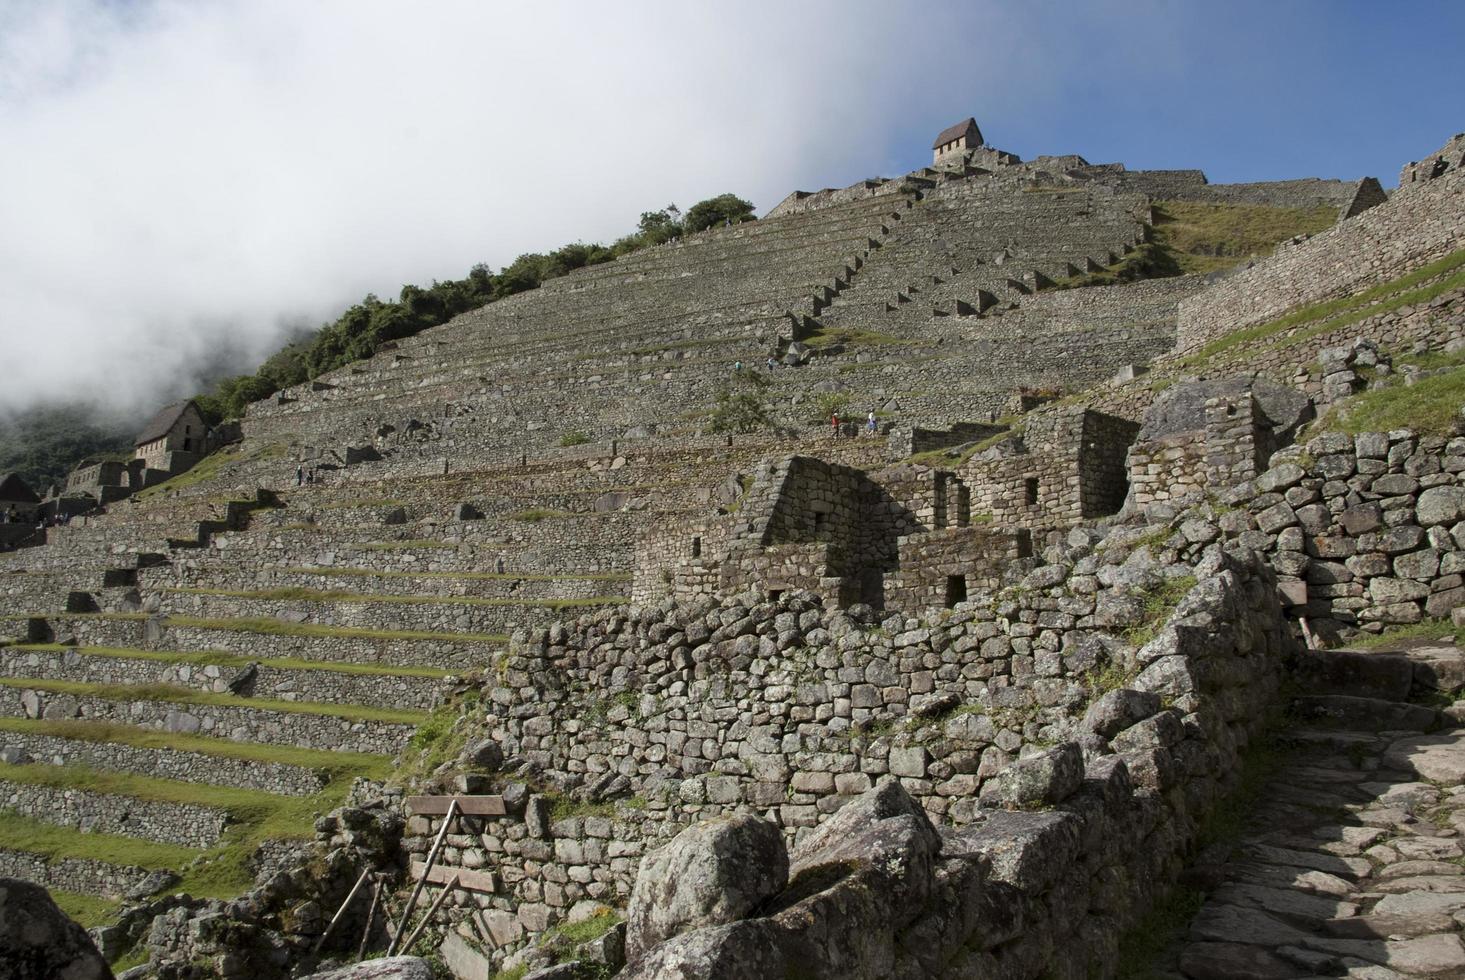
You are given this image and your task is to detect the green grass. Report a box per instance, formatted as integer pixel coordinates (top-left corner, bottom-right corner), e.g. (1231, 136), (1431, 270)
(49, 889), (124, 929)
(0, 677), (429, 726)
(907, 426), (1020, 467)
(165, 585), (622, 611)
(1124, 575), (1199, 647)
(1155, 201), (1337, 276)
(0, 717), (391, 778)
(1057, 201), (1336, 290)
(0, 809), (203, 869)
(131, 442), (287, 503)
(1178, 246), (1465, 369)
(559, 430), (591, 447)
(1344, 617), (1463, 650)
(1314, 365), (1465, 439)
(315, 497), (404, 510)
(9, 643), (456, 679)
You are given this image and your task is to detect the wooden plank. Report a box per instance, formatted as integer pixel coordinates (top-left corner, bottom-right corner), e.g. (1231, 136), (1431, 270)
(406, 795), (506, 816)
(411, 860), (497, 894)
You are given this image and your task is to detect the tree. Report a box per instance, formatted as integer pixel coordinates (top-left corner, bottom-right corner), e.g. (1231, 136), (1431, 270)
(683, 194), (756, 234)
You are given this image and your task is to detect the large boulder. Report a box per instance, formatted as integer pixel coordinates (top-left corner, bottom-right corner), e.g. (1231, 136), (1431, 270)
(0, 877), (112, 980)
(619, 920), (787, 980)
(624, 813), (788, 963)
(1136, 376), (1312, 443)
(766, 777), (946, 978)
(299, 957), (434, 980)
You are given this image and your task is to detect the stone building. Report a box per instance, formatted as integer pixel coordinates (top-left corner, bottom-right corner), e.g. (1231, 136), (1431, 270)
(634, 454), (1030, 613)
(957, 407), (1141, 537)
(0, 473), (40, 523)
(134, 400), (207, 473)
(932, 117), (984, 166)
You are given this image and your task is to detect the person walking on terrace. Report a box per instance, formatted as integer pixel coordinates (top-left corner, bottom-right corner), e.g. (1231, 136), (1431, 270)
(831, 411), (841, 440)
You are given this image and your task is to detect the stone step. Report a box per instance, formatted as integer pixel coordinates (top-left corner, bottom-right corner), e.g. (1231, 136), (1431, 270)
(1292, 649), (1414, 702)
(1290, 694), (1442, 733)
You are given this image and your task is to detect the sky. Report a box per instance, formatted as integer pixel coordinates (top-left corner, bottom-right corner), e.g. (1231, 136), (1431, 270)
(0, 0), (1460, 420)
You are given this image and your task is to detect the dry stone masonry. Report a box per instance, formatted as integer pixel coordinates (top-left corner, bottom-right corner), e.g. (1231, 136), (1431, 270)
(1, 121), (1464, 980)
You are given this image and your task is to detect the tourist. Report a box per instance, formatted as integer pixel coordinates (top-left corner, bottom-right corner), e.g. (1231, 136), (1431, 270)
(766, 356), (776, 372)
(867, 410), (877, 436)
(831, 411), (840, 439)
(734, 360), (743, 372)
(296, 465), (304, 486)
(495, 554), (506, 574)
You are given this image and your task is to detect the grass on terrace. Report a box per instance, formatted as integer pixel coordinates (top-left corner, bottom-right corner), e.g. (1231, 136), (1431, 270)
(164, 585), (623, 609)
(7, 643), (457, 679)
(1176, 246), (1465, 369)
(0, 677), (428, 726)
(49, 889), (123, 929)
(1055, 200), (1336, 288)
(1341, 617), (1464, 650)
(0, 810), (202, 870)
(0, 744), (372, 901)
(1154, 201), (1338, 276)
(131, 441), (287, 503)
(1311, 345), (1465, 439)
(0, 717), (392, 778)
(800, 325), (907, 349)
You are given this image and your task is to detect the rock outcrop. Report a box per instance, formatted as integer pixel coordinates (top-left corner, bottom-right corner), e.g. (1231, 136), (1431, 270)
(0, 877), (113, 980)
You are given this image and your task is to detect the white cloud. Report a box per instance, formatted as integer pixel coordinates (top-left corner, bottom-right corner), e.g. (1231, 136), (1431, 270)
(0, 0), (1037, 418)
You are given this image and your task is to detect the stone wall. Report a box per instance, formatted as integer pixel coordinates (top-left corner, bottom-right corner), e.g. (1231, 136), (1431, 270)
(0, 730), (327, 796)
(0, 847), (155, 899)
(404, 540), (1288, 973)
(1211, 429), (1465, 641)
(1127, 391), (1276, 509)
(958, 408), (1140, 535)
(29, 613), (499, 671)
(0, 779), (227, 848)
(0, 647), (446, 714)
(1176, 135), (1465, 353)
(0, 686), (414, 755)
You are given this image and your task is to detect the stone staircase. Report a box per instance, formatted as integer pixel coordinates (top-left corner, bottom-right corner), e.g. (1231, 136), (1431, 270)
(1163, 633), (1465, 978)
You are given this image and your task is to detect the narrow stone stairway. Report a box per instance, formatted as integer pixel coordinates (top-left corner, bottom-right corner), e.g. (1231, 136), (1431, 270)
(1164, 635), (1465, 979)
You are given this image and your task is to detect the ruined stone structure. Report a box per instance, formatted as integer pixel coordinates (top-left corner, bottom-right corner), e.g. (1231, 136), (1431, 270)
(633, 454), (1028, 612)
(1, 125), (1464, 980)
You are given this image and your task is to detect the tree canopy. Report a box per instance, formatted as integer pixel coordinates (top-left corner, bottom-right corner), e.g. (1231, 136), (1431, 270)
(193, 192), (756, 423)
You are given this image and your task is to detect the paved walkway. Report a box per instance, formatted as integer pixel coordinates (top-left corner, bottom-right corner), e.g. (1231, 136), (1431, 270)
(1168, 639), (1465, 980)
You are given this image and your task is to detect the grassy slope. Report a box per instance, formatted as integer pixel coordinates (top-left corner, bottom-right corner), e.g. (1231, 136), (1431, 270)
(1056, 200), (1337, 288)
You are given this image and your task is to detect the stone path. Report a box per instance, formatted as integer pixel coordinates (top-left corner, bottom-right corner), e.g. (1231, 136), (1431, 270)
(1168, 639), (1465, 979)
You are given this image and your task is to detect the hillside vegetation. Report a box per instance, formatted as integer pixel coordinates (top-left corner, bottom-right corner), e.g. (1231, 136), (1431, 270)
(194, 194), (756, 423)
(1057, 200), (1337, 287)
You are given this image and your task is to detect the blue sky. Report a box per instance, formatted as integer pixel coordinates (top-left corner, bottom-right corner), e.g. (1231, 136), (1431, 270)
(838, 1), (1463, 188)
(0, 0), (1458, 413)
